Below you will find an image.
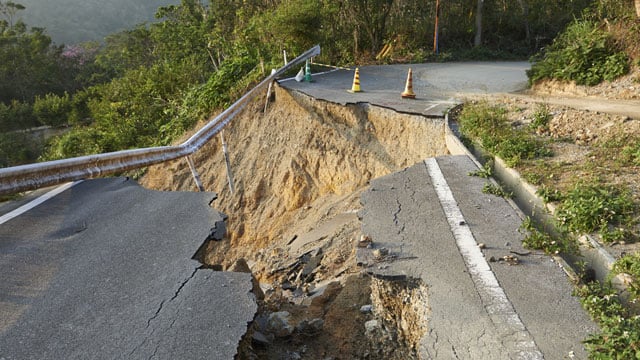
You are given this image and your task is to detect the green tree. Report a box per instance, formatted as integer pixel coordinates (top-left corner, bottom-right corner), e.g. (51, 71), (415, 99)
(0, 0), (24, 27)
(32, 92), (72, 127)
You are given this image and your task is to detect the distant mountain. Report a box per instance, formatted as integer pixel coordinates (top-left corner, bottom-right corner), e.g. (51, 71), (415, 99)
(16, 0), (180, 45)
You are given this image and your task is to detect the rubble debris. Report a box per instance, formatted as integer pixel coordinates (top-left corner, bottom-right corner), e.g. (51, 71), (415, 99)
(373, 247), (390, 260)
(364, 320), (380, 333)
(266, 311), (294, 338)
(357, 234), (372, 248)
(360, 304), (373, 313)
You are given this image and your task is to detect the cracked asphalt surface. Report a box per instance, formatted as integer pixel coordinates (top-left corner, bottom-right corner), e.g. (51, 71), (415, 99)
(358, 156), (598, 359)
(280, 62), (530, 117)
(0, 178), (256, 359)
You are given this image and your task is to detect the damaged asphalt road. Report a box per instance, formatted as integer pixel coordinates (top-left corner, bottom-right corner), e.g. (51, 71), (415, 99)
(358, 156), (598, 359)
(0, 178), (257, 359)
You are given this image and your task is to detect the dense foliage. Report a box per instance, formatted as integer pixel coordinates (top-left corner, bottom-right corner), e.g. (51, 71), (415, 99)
(527, 20), (630, 85)
(1, 0), (636, 167)
(457, 102), (552, 167)
(528, 0), (636, 85)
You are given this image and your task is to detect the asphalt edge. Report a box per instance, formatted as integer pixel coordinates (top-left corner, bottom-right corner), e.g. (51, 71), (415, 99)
(444, 111), (582, 284)
(445, 110), (630, 294)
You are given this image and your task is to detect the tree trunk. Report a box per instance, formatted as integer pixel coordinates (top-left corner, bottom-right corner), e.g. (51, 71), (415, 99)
(474, 0), (483, 47)
(636, 0), (640, 18)
(517, 0), (531, 44)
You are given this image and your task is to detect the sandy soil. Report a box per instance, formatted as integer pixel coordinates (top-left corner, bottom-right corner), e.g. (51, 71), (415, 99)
(140, 67), (640, 359)
(141, 85), (448, 359)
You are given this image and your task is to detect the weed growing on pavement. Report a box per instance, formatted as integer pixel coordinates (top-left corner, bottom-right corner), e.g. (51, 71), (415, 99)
(573, 281), (640, 359)
(519, 216), (576, 255)
(555, 181), (637, 243)
(482, 182), (512, 198)
(536, 185), (564, 204)
(458, 102), (552, 167)
(611, 253), (640, 299)
(468, 160), (493, 178)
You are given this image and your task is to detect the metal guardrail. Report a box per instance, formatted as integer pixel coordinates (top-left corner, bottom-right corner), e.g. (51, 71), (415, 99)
(0, 45), (321, 196)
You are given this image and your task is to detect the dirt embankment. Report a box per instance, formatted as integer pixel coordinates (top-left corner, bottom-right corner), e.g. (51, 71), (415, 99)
(143, 84), (446, 268)
(141, 84), (448, 358)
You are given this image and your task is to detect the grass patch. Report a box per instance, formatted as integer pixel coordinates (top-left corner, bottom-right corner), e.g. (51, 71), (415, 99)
(519, 217), (575, 255)
(536, 185), (564, 203)
(573, 281), (640, 359)
(482, 182), (512, 198)
(457, 102), (552, 167)
(611, 253), (640, 299)
(555, 181), (636, 243)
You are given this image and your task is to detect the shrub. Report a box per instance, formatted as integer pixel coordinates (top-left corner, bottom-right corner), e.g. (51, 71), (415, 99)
(458, 102), (551, 167)
(528, 20), (629, 86)
(33, 92), (72, 127)
(555, 181), (636, 242)
(0, 100), (38, 132)
(0, 132), (44, 167)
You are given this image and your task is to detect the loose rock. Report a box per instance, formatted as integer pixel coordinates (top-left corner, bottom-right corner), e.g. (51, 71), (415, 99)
(360, 304), (373, 313)
(267, 311), (294, 337)
(364, 319), (380, 333)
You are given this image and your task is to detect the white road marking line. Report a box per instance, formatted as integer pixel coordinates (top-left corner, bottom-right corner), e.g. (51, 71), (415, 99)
(424, 103), (439, 112)
(425, 158), (543, 359)
(0, 181), (82, 225)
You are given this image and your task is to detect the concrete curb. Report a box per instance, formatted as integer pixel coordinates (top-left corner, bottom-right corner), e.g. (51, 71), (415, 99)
(445, 111), (581, 284)
(445, 111), (632, 294)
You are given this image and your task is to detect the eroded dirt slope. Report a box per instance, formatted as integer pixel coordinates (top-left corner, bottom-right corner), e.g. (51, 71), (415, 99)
(142, 85), (446, 268)
(141, 84), (448, 359)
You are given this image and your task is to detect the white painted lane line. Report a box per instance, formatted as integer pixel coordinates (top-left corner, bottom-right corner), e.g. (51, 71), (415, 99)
(0, 181), (82, 225)
(425, 158), (543, 359)
(424, 103), (439, 112)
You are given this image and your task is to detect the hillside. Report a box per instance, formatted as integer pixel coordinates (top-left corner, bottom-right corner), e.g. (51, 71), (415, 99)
(141, 85), (450, 358)
(17, 0), (178, 44)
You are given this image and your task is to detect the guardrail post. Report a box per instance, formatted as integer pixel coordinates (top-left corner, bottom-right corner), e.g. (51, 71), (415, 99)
(264, 69), (277, 112)
(185, 156), (205, 192)
(220, 131), (235, 194)
(0, 45), (320, 196)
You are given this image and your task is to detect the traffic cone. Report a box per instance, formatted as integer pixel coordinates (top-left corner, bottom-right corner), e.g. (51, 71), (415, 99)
(348, 68), (362, 93)
(401, 68), (416, 99)
(304, 60), (313, 82)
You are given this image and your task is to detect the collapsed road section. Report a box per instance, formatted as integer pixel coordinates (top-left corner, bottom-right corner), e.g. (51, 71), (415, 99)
(358, 155), (598, 359)
(0, 178), (257, 359)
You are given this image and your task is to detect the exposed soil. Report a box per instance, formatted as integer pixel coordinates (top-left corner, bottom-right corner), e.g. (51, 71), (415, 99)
(463, 68), (640, 259)
(141, 67), (640, 359)
(141, 84), (447, 359)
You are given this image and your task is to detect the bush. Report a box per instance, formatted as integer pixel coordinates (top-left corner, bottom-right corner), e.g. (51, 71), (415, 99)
(458, 102), (551, 167)
(0, 132), (44, 167)
(555, 182), (636, 242)
(0, 100), (38, 132)
(528, 20), (629, 86)
(33, 92), (72, 127)
(41, 127), (103, 161)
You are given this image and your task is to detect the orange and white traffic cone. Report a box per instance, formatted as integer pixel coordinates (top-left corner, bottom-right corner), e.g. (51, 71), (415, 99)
(348, 68), (362, 93)
(401, 68), (416, 99)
